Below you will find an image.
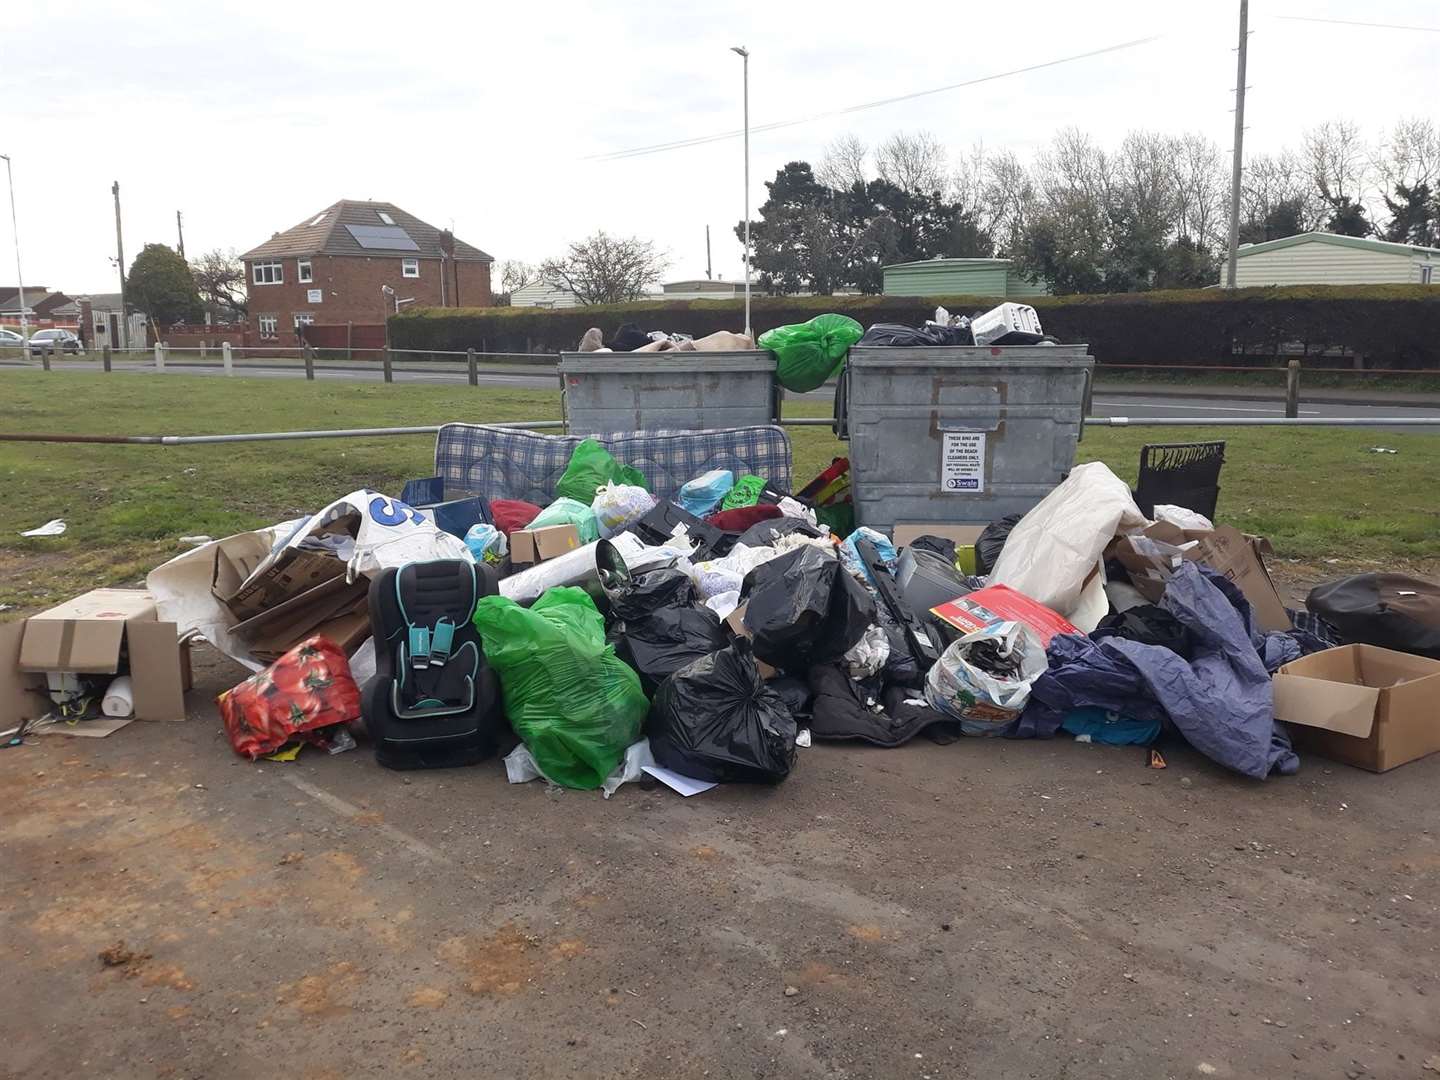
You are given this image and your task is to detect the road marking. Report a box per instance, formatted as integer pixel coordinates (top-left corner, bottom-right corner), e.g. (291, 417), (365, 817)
(281, 773), (449, 864)
(1092, 399), (1321, 416)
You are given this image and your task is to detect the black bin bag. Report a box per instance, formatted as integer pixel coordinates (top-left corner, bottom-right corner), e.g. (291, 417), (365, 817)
(1307, 574), (1440, 659)
(607, 568), (728, 695)
(647, 642), (798, 783)
(739, 545), (875, 673)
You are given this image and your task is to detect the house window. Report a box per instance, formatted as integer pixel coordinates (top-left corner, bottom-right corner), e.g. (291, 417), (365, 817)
(402, 258), (419, 278)
(252, 261), (283, 285)
(297, 259), (313, 283)
(377, 211), (396, 225)
(1423, 265), (1434, 285)
(293, 313), (315, 329)
(257, 314), (279, 338)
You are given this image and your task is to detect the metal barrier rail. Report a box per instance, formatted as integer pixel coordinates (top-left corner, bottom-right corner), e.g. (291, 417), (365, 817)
(2, 414), (1439, 447)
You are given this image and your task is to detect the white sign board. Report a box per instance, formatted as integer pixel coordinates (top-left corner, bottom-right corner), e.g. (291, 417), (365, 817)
(307, 288), (324, 304)
(940, 431), (986, 494)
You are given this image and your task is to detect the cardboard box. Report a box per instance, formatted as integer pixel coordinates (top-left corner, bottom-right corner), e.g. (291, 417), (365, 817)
(0, 588), (192, 722)
(219, 546), (347, 622)
(1107, 523), (1290, 633)
(891, 524), (985, 549)
(509, 524), (581, 567)
(1273, 645), (1440, 772)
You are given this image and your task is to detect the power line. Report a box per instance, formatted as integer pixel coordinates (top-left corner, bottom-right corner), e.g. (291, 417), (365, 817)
(584, 34), (1165, 162)
(1275, 14), (1440, 33)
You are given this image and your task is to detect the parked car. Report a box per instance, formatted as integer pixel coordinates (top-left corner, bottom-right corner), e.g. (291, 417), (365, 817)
(0, 327), (26, 347)
(25, 328), (83, 355)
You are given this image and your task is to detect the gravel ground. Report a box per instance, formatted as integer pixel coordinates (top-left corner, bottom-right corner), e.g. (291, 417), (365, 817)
(3, 643), (1438, 1080)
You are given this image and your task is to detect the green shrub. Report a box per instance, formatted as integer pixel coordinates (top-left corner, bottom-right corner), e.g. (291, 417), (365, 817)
(389, 285), (1440, 369)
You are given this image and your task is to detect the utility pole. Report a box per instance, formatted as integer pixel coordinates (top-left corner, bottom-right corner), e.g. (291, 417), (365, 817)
(706, 225), (712, 280)
(1, 154), (26, 339)
(113, 181), (128, 350)
(176, 210), (185, 259)
(1225, 0), (1249, 288)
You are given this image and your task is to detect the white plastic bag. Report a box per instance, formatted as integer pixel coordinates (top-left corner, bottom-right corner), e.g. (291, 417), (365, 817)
(705, 590), (742, 621)
(987, 462), (1148, 632)
(1152, 504), (1215, 531)
(776, 497), (817, 524)
(924, 621), (1046, 736)
(689, 543), (783, 601)
(601, 738), (657, 799)
(843, 624), (890, 678)
(591, 483), (657, 539)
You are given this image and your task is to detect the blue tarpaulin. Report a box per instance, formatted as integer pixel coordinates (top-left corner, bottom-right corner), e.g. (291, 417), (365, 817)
(1021, 563), (1300, 779)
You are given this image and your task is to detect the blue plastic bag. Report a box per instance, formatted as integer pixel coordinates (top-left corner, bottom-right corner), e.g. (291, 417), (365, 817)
(840, 527), (897, 586)
(464, 523), (507, 564)
(677, 469), (734, 517)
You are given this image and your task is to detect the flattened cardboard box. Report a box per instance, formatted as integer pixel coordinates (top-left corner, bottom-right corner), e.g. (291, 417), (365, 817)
(1273, 644), (1440, 772)
(891, 524), (986, 549)
(1, 588), (191, 722)
(219, 546), (346, 622)
(1107, 523), (1290, 633)
(723, 603), (779, 680)
(509, 524), (581, 567)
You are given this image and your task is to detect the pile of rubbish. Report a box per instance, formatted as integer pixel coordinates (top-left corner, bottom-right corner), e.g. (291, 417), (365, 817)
(7, 395), (1440, 791)
(576, 325), (756, 354)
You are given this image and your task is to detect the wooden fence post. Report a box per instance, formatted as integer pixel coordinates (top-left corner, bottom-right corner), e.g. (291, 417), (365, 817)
(383, 348), (394, 384)
(467, 347), (478, 387)
(200, 340), (208, 361)
(102, 344), (112, 372)
(222, 341), (233, 375)
(304, 343), (315, 381)
(1285, 358), (1300, 419)
(42, 343), (52, 371)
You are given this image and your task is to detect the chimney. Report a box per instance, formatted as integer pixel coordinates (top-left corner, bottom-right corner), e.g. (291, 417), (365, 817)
(438, 229), (456, 257)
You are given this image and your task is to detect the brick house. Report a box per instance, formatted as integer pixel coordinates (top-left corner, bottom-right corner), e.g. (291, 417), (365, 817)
(239, 200), (493, 345)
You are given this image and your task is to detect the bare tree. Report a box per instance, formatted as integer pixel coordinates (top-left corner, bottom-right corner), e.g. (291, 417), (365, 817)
(190, 248), (247, 320)
(1376, 117), (1440, 190)
(950, 142), (988, 218)
(981, 149), (1035, 256)
(541, 231), (668, 306)
(1113, 131), (1178, 232)
(497, 260), (537, 294)
(1303, 120), (1373, 205)
(816, 134), (869, 191)
(1169, 133), (1227, 247)
(875, 130), (948, 195)
(1242, 150), (1326, 232)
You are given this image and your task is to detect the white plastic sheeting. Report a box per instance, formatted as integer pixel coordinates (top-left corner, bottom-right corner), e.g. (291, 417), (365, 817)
(987, 462), (1148, 632)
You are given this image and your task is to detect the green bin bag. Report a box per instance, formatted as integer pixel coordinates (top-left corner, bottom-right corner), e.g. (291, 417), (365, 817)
(474, 588), (648, 790)
(720, 474), (766, 511)
(530, 497), (600, 544)
(759, 314), (863, 393)
(555, 439), (648, 504)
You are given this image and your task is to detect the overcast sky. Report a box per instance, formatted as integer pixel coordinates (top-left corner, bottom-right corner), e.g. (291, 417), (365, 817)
(4, 1), (1436, 294)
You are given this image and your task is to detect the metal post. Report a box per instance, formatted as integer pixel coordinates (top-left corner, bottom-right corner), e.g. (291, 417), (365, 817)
(1225, 0), (1249, 288)
(102, 343), (112, 372)
(732, 46), (752, 341)
(113, 182), (128, 350)
(222, 341), (233, 375)
(467, 347), (478, 387)
(304, 343), (315, 381)
(1285, 358), (1300, 418)
(383, 348), (393, 384)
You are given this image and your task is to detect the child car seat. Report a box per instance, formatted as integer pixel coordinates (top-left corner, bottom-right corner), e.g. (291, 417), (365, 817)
(364, 559), (504, 769)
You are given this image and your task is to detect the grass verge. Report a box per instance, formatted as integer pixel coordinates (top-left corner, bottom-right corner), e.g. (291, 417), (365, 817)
(1, 371), (1436, 611)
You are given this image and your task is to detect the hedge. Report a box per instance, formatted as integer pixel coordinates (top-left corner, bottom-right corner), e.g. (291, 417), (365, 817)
(389, 285), (1440, 368)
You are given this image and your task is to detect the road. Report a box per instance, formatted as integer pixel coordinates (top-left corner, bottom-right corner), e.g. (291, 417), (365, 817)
(6, 360), (1440, 428)
(5, 642), (1438, 1080)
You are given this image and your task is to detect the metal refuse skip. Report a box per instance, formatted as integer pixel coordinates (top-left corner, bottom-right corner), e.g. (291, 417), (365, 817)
(843, 344), (1094, 532)
(559, 351), (778, 433)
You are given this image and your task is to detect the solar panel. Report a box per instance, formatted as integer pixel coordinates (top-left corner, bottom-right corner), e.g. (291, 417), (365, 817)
(344, 224), (420, 251)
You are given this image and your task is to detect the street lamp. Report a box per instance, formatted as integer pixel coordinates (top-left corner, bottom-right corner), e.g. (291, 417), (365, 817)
(0, 153), (27, 339)
(730, 46), (751, 341)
